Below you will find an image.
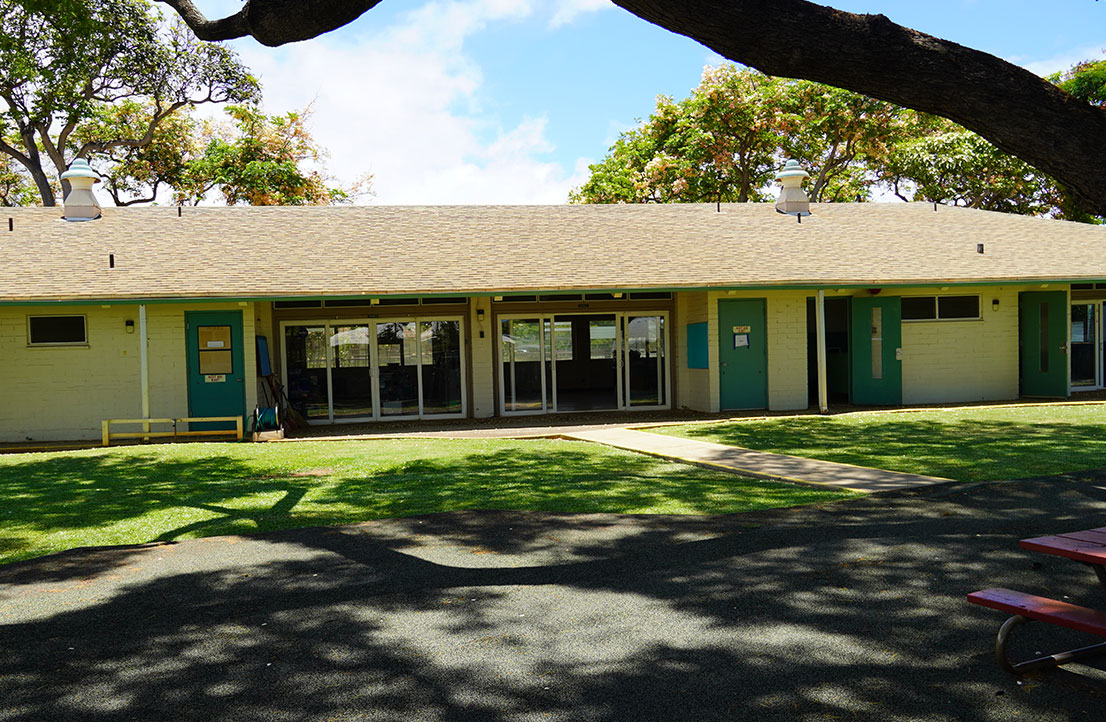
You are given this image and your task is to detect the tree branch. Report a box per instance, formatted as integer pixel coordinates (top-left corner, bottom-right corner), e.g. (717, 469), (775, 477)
(156, 0), (250, 42)
(610, 0), (1106, 212)
(157, 0), (385, 46)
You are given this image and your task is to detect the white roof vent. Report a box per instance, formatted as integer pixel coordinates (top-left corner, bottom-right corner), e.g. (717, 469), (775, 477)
(60, 159), (101, 221)
(775, 159), (811, 217)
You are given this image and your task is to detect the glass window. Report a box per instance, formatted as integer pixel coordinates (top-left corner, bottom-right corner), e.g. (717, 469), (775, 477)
(539, 294), (583, 302)
(1039, 304), (1050, 373)
(902, 295), (980, 321)
(420, 296), (468, 305)
(499, 295), (537, 303)
(901, 297), (936, 320)
(937, 296), (980, 319)
(550, 320), (573, 361)
(377, 322), (419, 416)
(324, 299), (374, 308)
(28, 315), (86, 345)
(284, 325), (330, 420)
(420, 321), (462, 414)
(273, 300), (322, 309)
(870, 307), (883, 380)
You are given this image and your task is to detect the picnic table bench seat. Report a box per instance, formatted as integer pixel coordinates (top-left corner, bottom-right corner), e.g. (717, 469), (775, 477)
(967, 587), (1106, 674)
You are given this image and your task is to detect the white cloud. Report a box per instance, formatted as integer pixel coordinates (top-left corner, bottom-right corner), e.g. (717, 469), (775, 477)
(224, 0), (591, 204)
(549, 0), (612, 29)
(1015, 44), (1104, 77)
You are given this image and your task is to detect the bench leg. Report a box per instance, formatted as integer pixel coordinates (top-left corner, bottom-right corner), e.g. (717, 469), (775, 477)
(996, 614), (1106, 674)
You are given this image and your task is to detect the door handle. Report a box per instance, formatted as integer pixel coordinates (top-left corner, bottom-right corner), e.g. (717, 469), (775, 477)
(1059, 344), (1068, 354)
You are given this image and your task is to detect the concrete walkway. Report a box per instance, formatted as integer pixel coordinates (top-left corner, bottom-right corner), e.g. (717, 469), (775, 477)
(565, 427), (951, 493)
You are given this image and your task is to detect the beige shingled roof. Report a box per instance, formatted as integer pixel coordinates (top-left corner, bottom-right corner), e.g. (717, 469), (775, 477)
(1, 203), (1104, 303)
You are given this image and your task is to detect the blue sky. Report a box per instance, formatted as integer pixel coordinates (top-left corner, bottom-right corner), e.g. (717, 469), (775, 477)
(192, 1), (1104, 204)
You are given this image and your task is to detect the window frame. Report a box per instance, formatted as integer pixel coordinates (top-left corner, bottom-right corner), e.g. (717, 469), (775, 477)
(900, 294), (982, 322)
(27, 314), (88, 347)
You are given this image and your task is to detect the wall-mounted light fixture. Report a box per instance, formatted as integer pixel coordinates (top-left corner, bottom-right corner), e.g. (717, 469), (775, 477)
(613, 292), (623, 299)
(125, 319), (135, 334)
(477, 309), (486, 321)
(868, 288), (882, 296)
(370, 298), (380, 306)
(992, 299), (1000, 312)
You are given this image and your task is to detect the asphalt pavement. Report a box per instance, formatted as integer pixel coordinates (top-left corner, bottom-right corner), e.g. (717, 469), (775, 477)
(3, 471), (1106, 721)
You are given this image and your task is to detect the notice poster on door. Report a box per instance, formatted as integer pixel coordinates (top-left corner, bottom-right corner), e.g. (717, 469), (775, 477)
(733, 334), (749, 348)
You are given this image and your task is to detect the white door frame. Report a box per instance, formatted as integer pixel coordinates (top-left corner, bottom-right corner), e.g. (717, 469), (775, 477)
(279, 316), (468, 424)
(497, 311), (670, 416)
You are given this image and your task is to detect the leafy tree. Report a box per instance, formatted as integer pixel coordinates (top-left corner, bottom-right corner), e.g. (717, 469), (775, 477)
(177, 104), (367, 206)
(157, 0), (1106, 215)
(880, 121), (1057, 215)
(74, 100), (199, 205)
(0, 155), (37, 206)
(778, 80), (906, 202)
(571, 66), (901, 205)
(0, 0), (259, 205)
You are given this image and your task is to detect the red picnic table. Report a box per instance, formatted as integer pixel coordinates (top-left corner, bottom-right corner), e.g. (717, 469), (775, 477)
(968, 526), (1106, 674)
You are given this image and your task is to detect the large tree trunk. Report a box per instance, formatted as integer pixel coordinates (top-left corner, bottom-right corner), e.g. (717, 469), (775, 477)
(610, 0), (1106, 213)
(160, 0), (1106, 213)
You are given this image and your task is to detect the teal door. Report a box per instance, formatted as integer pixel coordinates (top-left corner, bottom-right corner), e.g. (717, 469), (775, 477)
(1019, 291), (1069, 397)
(850, 297), (902, 405)
(718, 299), (767, 410)
(186, 311), (246, 430)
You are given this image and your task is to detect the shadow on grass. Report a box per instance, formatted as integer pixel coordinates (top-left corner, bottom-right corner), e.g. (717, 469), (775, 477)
(664, 417), (1106, 481)
(0, 441), (848, 572)
(2, 472), (1106, 721)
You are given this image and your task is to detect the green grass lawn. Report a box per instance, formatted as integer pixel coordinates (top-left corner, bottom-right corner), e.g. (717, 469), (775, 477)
(0, 438), (852, 565)
(652, 404), (1106, 482)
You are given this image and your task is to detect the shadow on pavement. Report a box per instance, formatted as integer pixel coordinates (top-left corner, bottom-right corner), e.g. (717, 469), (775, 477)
(3, 471), (1106, 721)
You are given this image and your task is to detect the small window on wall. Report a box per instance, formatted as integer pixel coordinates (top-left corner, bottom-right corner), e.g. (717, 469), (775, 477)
(28, 315), (86, 345)
(197, 325), (234, 374)
(901, 295), (980, 321)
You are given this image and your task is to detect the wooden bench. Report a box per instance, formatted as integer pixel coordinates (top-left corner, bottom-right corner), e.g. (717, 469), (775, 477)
(102, 416), (244, 447)
(967, 587), (1106, 674)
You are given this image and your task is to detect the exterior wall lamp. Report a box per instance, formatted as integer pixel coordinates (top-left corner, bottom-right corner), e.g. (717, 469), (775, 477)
(992, 299), (1000, 312)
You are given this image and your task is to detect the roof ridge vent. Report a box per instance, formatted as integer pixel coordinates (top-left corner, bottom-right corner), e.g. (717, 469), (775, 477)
(60, 159), (101, 222)
(775, 159), (811, 218)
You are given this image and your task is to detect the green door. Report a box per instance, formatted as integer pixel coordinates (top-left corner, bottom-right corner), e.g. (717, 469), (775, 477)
(718, 299), (767, 410)
(186, 311), (246, 430)
(850, 297), (902, 405)
(1019, 291), (1069, 397)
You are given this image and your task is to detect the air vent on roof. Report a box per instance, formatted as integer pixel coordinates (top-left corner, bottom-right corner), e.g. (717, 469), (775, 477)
(60, 159), (101, 222)
(774, 160), (811, 219)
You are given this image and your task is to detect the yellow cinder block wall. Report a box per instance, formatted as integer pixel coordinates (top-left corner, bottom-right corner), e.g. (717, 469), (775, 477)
(896, 286), (1020, 403)
(0, 302), (257, 442)
(469, 297), (495, 418)
(675, 292), (713, 412)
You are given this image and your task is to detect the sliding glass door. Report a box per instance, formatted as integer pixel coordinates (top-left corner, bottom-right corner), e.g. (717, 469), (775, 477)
(282, 317), (466, 423)
(498, 312), (669, 415)
(1071, 303), (1102, 389)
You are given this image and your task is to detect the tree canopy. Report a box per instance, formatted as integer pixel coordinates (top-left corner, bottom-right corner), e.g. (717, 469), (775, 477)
(154, 0), (1106, 215)
(0, 0), (259, 205)
(573, 65), (1099, 223)
(571, 67), (903, 205)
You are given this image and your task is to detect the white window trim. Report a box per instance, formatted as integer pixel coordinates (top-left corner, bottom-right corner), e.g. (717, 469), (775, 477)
(27, 314), (89, 347)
